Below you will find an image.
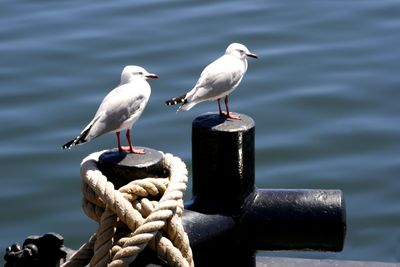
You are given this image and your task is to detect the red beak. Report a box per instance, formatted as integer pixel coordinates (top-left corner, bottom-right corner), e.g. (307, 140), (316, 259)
(146, 73), (159, 79)
(246, 53), (258, 59)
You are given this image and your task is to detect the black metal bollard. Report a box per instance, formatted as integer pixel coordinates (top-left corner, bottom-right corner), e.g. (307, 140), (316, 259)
(5, 113), (346, 267)
(84, 112), (346, 266)
(185, 112), (346, 266)
(184, 112), (257, 266)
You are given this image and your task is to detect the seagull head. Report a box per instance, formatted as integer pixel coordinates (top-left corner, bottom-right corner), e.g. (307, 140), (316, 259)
(225, 43), (258, 60)
(121, 65), (158, 84)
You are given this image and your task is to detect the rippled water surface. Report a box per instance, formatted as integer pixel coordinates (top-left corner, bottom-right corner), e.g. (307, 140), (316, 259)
(1, 0), (400, 264)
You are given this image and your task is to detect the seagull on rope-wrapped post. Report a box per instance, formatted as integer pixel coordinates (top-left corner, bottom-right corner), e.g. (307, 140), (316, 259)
(62, 65), (158, 154)
(165, 42), (257, 120)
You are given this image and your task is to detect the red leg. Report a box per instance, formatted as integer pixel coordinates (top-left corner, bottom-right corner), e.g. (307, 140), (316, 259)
(116, 132), (123, 152)
(125, 129), (145, 154)
(126, 130), (133, 152)
(224, 96), (230, 115)
(116, 130), (145, 154)
(217, 98), (223, 116)
(224, 95), (240, 120)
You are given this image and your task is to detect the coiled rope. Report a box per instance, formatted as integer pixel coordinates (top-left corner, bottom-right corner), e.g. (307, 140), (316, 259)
(61, 151), (194, 267)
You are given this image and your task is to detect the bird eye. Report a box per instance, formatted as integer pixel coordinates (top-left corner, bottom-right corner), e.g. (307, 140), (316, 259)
(138, 71), (143, 75)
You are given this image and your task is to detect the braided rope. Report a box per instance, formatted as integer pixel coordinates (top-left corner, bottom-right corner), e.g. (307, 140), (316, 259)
(61, 151), (194, 267)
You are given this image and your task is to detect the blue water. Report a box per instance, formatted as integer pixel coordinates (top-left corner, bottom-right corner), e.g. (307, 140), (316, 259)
(1, 0), (400, 264)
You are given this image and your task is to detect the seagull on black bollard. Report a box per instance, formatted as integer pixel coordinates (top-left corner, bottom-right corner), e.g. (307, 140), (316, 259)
(165, 43), (257, 119)
(62, 65), (158, 154)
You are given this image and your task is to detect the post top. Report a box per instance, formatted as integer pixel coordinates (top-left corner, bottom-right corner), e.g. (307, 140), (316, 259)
(98, 147), (163, 168)
(192, 112), (255, 132)
(97, 147), (165, 188)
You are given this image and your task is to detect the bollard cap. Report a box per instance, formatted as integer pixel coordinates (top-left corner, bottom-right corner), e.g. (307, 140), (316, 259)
(192, 112), (255, 133)
(97, 147), (166, 188)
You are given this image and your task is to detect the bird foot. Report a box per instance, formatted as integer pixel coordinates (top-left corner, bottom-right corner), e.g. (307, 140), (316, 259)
(119, 146), (146, 154)
(221, 112), (241, 120)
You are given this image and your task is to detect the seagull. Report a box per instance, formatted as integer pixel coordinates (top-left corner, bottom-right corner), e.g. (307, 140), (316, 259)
(165, 42), (257, 119)
(62, 65), (158, 154)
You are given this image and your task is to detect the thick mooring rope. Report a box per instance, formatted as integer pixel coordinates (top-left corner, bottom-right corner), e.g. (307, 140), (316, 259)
(61, 151), (194, 267)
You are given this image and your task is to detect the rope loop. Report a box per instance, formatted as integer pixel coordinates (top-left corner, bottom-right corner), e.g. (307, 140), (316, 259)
(61, 151), (194, 267)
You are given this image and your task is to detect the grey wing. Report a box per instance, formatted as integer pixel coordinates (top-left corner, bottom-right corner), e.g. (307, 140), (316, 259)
(189, 56), (244, 101)
(86, 86), (147, 140)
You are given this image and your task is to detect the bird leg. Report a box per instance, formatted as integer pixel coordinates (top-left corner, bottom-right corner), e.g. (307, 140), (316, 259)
(125, 129), (145, 154)
(222, 95), (240, 120)
(116, 132), (123, 152)
(116, 131), (145, 154)
(218, 98), (223, 116)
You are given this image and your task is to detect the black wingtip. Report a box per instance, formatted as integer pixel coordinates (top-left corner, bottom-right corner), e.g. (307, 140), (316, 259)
(62, 140), (74, 150)
(165, 94), (187, 106)
(61, 125), (91, 150)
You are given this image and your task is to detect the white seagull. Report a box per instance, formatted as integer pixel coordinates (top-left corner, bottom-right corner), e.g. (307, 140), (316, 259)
(165, 42), (257, 119)
(62, 65), (158, 154)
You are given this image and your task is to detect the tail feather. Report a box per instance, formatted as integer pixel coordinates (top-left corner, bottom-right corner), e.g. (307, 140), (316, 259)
(62, 126), (91, 149)
(178, 101), (197, 111)
(165, 94), (187, 106)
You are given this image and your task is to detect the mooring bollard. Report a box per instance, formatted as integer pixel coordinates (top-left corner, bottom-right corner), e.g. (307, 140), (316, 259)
(185, 112), (346, 267)
(4, 113), (346, 267)
(90, 113), (345, 266)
